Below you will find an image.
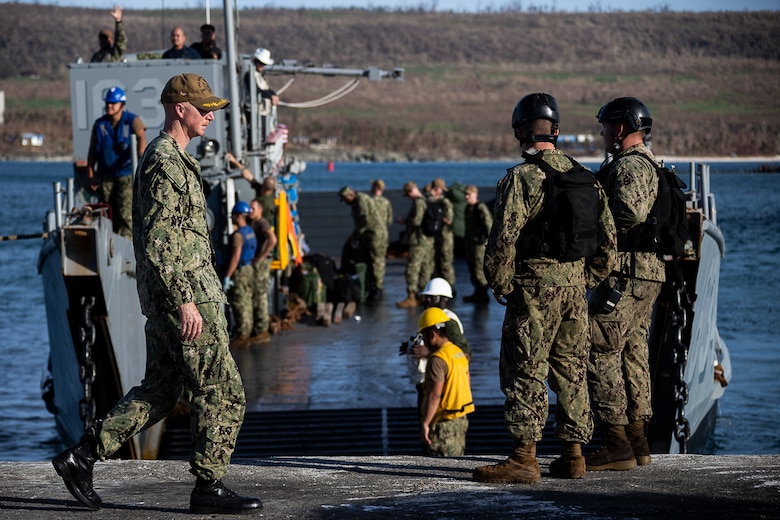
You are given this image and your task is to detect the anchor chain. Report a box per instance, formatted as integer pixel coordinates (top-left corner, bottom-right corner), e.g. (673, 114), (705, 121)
(78, 296), (97, 430)
(670, 279), (691, 453)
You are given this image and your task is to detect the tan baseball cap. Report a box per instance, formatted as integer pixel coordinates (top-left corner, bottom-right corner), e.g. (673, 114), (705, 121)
(464, 184), (478, 194)
(402, 181), (417, 194)
(160, 73), (229, 111)
(432, 178), (447, 191)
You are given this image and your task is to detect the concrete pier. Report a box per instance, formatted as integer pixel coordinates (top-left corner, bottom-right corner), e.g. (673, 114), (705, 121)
(1, 455), (779, 518)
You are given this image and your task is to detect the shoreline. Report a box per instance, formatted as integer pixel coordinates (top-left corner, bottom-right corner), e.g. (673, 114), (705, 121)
(2, 152), (780, 164)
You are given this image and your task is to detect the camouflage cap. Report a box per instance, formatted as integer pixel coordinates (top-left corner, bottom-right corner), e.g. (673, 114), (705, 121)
(464, 184), (478, 194)
(432, 178), (447, 191)
(402, 181), (417, 194)
(160, 73), (229, 111)
(338, 185), (354, 199)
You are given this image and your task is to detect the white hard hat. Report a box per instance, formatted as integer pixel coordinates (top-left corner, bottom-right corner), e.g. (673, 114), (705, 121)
(420, 277), (453, 299)
(253, 47), (274, 65)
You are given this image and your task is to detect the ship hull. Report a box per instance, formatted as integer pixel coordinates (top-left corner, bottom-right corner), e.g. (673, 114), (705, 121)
(39, 209), (162, 458)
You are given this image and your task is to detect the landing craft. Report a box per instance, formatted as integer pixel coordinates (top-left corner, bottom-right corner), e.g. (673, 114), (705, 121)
(37, 0), (402, 458)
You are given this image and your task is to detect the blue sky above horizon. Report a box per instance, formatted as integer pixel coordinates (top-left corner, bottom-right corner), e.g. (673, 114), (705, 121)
(10, 0), (780, 11)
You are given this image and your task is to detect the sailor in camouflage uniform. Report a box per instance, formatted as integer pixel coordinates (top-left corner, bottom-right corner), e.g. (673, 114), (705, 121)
(90, 5), (126, 63)
(473, 93), (616, 483)
(339, 185), (385, 299)
(223, 201), (257, 348)
(396, 181), (435, 308)
(428, 178), (456, 287)
(53, 73), (261, 515)
(462, 184), (493, 304)
(370, 179), (393, 301)
(586, 97), (664, 471)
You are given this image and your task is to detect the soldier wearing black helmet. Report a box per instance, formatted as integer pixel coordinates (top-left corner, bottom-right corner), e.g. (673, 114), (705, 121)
(473, 93), (616, 483)
(586, 96), (664, 471)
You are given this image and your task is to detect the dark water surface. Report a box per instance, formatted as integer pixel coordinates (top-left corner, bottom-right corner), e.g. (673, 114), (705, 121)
(0, 159), (778, 461)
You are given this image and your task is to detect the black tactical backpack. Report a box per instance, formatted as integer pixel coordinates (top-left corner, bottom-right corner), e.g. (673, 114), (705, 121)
(616, 151), (689, 257)
(521, 156), (604, 262)
(421, 198), (445, 237)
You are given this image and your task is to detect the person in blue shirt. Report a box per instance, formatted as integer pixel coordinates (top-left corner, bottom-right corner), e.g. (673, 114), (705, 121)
(86, 86), (146, 239)
(223, 201), (258, 348)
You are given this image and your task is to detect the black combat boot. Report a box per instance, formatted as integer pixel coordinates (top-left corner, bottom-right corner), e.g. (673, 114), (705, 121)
(52, 435), (102, 510)
(189, 479), (263, 514)
(368, 287), (383, 302)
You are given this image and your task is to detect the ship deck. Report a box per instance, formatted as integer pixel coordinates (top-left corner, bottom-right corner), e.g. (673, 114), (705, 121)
(4, 455), (779, 519)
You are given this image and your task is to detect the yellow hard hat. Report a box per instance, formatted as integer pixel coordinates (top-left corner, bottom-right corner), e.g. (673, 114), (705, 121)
(417, 307), (451, 332)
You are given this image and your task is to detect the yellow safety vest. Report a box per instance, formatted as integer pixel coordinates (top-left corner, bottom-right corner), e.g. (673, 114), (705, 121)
(426, 341), (475, 422)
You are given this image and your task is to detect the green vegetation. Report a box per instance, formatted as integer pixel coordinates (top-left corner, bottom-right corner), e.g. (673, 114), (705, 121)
(0, 5), (778, 159)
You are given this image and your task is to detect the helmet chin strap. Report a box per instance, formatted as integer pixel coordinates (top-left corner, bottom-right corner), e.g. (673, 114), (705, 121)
(530, 134), (558, 145)
(610, 126), (624, 152)
(525, 122), (559, 146)
(517, 130), (557, 148)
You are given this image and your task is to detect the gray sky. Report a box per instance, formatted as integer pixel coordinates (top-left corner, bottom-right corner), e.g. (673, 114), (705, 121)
(13, 0), (780, 11)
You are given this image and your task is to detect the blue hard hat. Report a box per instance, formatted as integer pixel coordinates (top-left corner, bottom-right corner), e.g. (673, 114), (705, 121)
(104, 86), (127, 104)
(232, 201), (251, 215)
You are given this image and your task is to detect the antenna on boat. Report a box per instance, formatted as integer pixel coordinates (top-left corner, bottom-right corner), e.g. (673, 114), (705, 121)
(223, 0), (242, 162)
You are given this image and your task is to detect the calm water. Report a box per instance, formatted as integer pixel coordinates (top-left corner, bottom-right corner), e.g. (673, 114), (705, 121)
(0, 159), (778, 461)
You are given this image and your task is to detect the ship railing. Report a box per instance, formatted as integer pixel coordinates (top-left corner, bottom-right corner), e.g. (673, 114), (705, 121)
(685, 162), (716, 226)
(49, 179), (75, 232)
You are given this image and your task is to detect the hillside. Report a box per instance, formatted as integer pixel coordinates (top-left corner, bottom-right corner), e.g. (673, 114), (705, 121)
(0, 5), (779, 159)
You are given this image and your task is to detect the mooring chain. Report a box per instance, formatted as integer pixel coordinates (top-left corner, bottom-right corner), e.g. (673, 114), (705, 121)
(671, 279), (691, 453)
(78, 296), (97, 430)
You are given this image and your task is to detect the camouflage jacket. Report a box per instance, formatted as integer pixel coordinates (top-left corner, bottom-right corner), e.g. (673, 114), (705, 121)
(350, 192), (382, 239)
(132, 131), (226, 317)
(403, 196), (430, 246)
(372, 194), (393, 228)
(598, 144), (665, 282)
(90, 21), (127, 63)
(485, 149), (617, 293)
(464, 201), (493, 245)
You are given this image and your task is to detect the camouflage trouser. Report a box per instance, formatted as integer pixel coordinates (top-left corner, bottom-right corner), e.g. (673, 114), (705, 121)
(424, 416), (469, 457)
(434, 230), (455, 286)
(405, 235), (435, 294)
(588, 278), (661, 425)
(252, 258), (272, 334)
(100, 175), (133, 239)
(465, 240), (488, 289)
(355, 230), (387, 291)
(500, 285), (592, 444)
(229, 264), (255, 337)
(371, 229), (388, 290)
(89, 302), (246, 481)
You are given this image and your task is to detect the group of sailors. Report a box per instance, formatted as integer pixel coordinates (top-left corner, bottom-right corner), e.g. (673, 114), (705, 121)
(83, 7), (663, 483)
(337, 178), (494, 307)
